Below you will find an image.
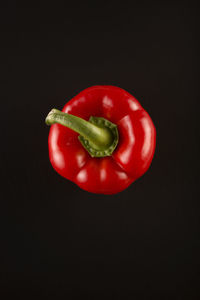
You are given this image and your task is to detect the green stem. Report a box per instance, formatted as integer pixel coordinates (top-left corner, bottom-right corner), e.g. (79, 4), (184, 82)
(45, 109), (115, 152)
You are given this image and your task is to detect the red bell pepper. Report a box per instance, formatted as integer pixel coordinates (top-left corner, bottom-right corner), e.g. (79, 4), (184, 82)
(45, 85), (156, 194)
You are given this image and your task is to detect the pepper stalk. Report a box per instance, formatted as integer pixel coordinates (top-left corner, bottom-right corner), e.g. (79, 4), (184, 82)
(45, 109), (119, 157)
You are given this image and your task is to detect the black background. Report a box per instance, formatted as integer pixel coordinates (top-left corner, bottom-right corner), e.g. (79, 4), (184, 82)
(1, 1), (199, 299)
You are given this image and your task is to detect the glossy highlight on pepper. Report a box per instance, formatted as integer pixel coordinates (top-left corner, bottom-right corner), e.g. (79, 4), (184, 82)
(45, 85), (156, 194)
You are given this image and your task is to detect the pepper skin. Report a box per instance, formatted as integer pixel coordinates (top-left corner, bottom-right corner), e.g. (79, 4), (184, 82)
(46, 86), (156, 194)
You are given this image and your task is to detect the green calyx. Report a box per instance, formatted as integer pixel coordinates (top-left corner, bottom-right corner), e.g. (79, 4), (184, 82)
(45, 109), (119, 157)
(78, 116), (118, 157)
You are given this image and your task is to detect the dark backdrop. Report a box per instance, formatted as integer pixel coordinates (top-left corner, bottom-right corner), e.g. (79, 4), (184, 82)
(1, 1), (199, 299)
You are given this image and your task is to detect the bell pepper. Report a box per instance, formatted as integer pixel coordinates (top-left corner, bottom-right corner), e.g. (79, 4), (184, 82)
(45, 85), (156, 194)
